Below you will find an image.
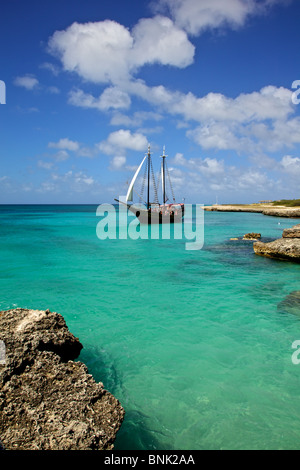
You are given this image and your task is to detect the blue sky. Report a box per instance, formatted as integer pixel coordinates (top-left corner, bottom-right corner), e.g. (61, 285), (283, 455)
(1, 0), (300, 204)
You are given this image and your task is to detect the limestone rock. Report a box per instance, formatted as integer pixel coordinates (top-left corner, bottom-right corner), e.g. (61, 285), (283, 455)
(253, 238), (300, 262)
(262, 208), (300, 218)
(0, 308), (124, 450)
(243, 233), (261, 240)
(282, 224), (300, 238)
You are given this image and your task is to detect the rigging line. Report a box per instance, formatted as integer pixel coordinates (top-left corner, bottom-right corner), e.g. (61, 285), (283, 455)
(157, 163), (161, 201)
(139, 157), (148, 203)
(133, 187), (147, 204)
(150, 156), (159, 204)
(166, 161), (176, 202)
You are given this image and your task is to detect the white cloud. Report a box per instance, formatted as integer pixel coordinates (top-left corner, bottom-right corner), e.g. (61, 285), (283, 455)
(14, 75), (39, 90)
(39, 62), (60, 76)
(46, 3), (297, 162)
(154, 0), (287, 36)
(125, 82), (296, 154)
(50, 170), (96, 192)
(48, 138), (80, 152)
(48, 20), (134, 84)
(99, 129), (148, 155)
(47, 86), (60, 94)
(110, 155), (127, 170)
(110, 110), (163, 127)
(48, 17), (195, 85)
(280, 155), (300, 175)
(38, 160), (54, 170)
(156, 0), (255, 35)
(131, 15), (195, 69)
(53, 150), (70, 161)
(169, 152), (277, 199)
(69, 87), (131, 111)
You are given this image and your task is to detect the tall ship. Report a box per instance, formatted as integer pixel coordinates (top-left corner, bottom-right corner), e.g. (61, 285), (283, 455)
(115, 145), (184, 224)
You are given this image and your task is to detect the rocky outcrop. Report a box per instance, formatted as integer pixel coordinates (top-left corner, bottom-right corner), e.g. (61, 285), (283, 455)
(205, 204), (300, 218)
(205, 204), (264, 213)
(262, 208), (300, 218)
(282, 224), (300, 238)
(253, 238), (300, 261)
(253, 223), (300, 262)
(243, 233), (261, 240)
(0, 308), (124, 450)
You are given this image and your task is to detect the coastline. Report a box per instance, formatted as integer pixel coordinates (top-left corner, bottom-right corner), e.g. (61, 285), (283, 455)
(204, 204), (300, 218)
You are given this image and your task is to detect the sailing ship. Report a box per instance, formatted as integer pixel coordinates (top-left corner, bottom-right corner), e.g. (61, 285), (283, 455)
(115, 145), (184, 224)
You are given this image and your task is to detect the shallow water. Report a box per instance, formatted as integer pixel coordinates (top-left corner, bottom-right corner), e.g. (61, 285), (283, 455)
(1, 205), (300, 449)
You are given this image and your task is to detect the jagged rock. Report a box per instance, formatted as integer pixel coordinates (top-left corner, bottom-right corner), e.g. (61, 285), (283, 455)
(243, 233), (261, 240)
(0, 308), (124, 450)
(282, 224), (300, 238)
(253, 238), (300, 262)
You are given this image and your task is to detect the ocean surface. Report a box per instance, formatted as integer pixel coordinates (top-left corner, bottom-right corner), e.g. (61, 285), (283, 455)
(1, 204), (300, 450)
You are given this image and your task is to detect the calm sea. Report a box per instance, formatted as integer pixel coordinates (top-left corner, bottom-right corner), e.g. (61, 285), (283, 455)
(1, 204), (300, 450)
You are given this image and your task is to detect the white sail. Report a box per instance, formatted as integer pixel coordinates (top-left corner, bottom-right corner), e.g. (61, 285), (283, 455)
(126, 155), (147, 202)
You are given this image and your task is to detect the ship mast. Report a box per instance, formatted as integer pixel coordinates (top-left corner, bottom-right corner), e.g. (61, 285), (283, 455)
(147, 144), (151, 210)
(161, 146), (167, 205)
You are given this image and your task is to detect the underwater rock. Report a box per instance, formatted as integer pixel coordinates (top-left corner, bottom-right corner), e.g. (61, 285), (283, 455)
(277, 291), (300, 317)
(0, 308), (124, 450)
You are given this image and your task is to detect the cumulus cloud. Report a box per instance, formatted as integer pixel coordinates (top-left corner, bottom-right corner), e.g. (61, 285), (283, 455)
(123, 81), (297, 154)
(48, 17), (195, 85)
(48, 138), (80, 152)
(37, 160), (54, 170)
(98, 129), (148, 155)
(51, 170), (96, 191)
(131, 16), (195, 69)
(154, 0), (288, 36)
(52, 150), (70, 162)
(14, 75), (39, 90)
(69, 87), (131, 111)
(280, 155), (300, 175)
(110, 110), (163, 127)
(110, 155), (127, 170)
(170, 152), (277, 199)
(46, 2), (297, 162)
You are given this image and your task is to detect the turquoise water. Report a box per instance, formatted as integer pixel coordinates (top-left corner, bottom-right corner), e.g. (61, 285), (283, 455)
(1, 205), (300, 450)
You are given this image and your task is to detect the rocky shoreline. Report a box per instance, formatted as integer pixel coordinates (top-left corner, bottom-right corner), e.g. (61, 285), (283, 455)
(0, 308), (125, 450)
(253, 224), (300, 262)
(205, 204), (300, 218)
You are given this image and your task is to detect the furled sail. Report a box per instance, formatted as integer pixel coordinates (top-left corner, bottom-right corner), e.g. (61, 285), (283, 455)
(161, 160), (165, 204)
(126, 155), (147, 202)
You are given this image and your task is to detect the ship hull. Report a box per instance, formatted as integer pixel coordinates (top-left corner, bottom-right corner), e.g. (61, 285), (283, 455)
(129, 205), (184, 225)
